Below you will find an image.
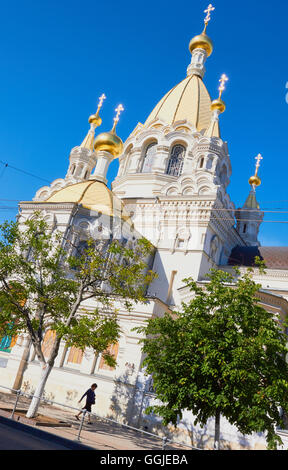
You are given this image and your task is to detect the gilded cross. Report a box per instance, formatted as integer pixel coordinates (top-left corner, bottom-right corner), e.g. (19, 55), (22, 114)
(98, 93), (106, 109)
(203, 4), (215, 31)
(218, 74), (228, 98)
(112, 104), (124, 132)
(255, 154), (263, 176)
(114, 104), (124, 123)
(96, 93), (106, 114)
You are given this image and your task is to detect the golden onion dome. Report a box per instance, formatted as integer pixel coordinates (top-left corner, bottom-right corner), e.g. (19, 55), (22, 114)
(89, 113), (102, 127)
(249, 175), (261, 187)
(94, 130), (123, 158)
(189, 32), (213, 57)
(211, 98), (226, 114)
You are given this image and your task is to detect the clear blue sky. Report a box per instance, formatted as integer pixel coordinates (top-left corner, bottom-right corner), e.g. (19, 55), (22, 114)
(0, 0), (287, 246)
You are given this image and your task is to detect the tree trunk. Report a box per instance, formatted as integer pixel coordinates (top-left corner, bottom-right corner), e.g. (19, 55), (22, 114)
(214, 410), (221, 450)
(26, 363), (52, 418)
(12, 339), (31, 391)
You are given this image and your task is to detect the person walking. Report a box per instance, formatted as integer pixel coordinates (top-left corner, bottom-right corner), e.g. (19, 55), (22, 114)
(75, 383), (97, 424)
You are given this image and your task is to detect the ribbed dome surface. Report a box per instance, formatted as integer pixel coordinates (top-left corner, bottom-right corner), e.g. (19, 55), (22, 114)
(46, 180), (129, 219)
(145, 74), (212, 131)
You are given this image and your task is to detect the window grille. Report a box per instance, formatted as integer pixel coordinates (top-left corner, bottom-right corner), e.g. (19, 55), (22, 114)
(142, 143), (157, 173)
(166, 145), (186, 177)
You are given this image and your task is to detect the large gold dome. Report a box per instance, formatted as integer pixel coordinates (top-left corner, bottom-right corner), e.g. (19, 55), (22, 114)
(45, 180), (129, 219)
(144, 74), (212, 131)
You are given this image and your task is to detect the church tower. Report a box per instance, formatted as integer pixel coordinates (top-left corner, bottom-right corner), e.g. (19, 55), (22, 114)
(112, 5), (244, 305)
(236, 154), (264, 247)
(65, 95), (106, 185)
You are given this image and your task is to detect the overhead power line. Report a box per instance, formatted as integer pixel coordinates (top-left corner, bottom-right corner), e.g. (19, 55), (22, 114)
(0, 199), (288, 215)
(0, 160), (50, 184)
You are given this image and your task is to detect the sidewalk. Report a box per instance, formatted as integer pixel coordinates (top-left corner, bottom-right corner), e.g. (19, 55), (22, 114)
(0, 391), (192, 451)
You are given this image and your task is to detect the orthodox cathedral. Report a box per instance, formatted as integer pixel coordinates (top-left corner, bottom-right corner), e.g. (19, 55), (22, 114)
(1, 5), (288, 450)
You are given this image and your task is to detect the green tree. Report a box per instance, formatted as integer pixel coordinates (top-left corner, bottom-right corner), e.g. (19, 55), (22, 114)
(0, 213), (155, 418)
(137, 268), (288, 450)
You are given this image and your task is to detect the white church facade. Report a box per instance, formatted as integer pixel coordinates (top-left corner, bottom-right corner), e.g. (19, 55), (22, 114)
(1, 6), (288, 450)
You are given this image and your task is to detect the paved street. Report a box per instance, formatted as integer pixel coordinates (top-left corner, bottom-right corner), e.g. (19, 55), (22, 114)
(0, 420), (75, 450)
(0, 392), (190, 451)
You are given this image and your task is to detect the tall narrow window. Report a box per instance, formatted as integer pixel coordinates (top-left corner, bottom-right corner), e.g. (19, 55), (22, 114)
(67, 346), (83, 365)
(166, 145), (186, 177)
(142, 142), (157, 173)
(99, 342), (119, 371)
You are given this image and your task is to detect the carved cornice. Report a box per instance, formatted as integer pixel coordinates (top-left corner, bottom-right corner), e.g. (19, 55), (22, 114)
(20, 202), (77, 211)
(223, 265), (288, 280)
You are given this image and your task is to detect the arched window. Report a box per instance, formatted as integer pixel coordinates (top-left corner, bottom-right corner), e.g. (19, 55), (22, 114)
(142, 142), (157, 173)
(166, 145), (186, 177)
(220, 165), (228, 185)
(199, 157), (205, 169)
(77, 164), (84, 177)
(76, 240), (89, 258)
(123, 145), (133, 176)
(210, 236), (219, 263)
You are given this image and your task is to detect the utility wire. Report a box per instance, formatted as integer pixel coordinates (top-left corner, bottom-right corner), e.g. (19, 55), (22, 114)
(0, 209), (287, 225)
(0, 161), (287, 223)
(0, 163), (8, 179)
(0, 200), (287, 214)
(0, 160), (50, 183)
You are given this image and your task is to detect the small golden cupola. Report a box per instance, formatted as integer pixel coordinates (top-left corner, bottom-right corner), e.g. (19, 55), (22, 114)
(92, 105), (124, 184)
(94, 104), (124, 158)
(189, 4), (215, 57)
(244, 154), (263, 210)
(187, 4), (215, 78)
(205, 74), (228, 138)
(65, 94), (106, 184)
(80, 93), (106, 151)
(249, 153), (263, 188)
(235, 154), (264, 246)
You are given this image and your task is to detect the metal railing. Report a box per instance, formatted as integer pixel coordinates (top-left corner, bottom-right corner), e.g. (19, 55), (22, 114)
(0, 384), (201, 450)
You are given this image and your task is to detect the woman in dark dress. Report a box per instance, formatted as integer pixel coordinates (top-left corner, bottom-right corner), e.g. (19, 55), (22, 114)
(75, 383), (97, 424)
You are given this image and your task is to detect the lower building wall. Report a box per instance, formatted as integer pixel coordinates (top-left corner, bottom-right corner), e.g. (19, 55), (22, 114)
(1, 352), (287, 451)
(0, 352), (23, 390)
(18, 361), (125, 419)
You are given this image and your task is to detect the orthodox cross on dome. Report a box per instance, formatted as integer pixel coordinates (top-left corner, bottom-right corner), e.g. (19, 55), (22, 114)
(248, 153), (263, 189)
(81, 93), (107, 149)
(112, 104), (124, 132)
(203, 4), (215, 32)
(86, 93), (106, 131)
(95, 93), (106, 116)
(218, 74), (228, 98)
(98, 93), (106, 109)
(254, 153), (263, 176)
